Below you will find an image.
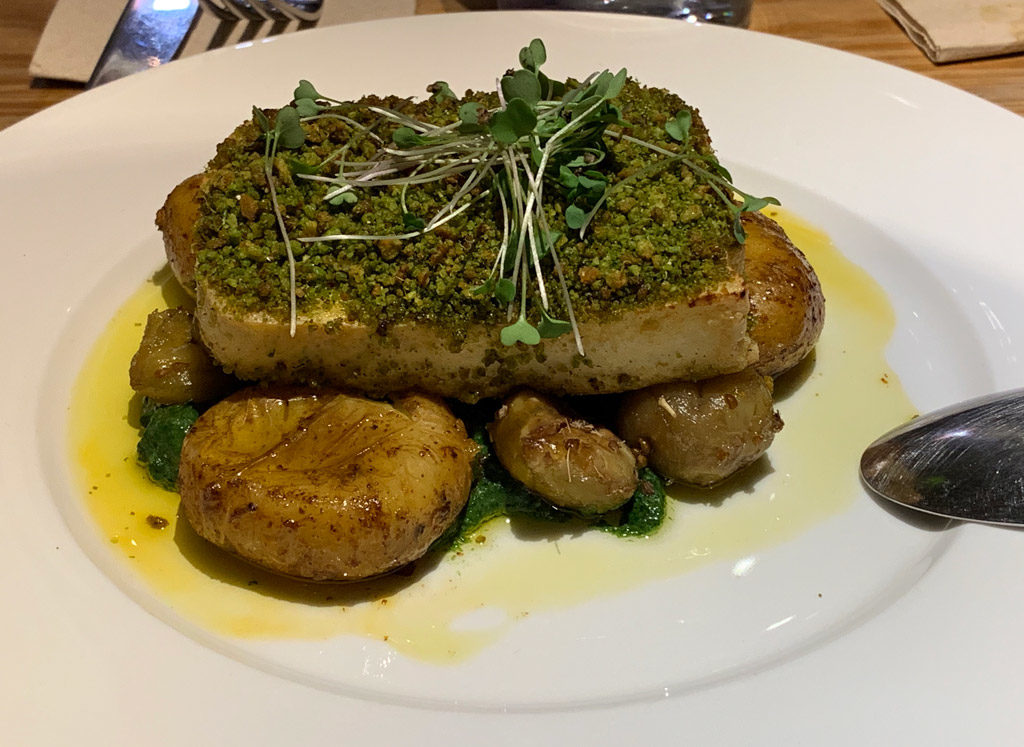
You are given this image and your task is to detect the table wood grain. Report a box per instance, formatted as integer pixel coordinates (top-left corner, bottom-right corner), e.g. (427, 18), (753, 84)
(3, 0), (1021, 132)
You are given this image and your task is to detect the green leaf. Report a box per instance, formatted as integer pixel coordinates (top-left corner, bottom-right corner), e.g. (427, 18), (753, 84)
(489, 98), (538, 145)
(532, 232), (551, 259)
(566, 94), (601, 116)
(585, 68), (622, 101)
(393, 126), (425, 148)
(565, 204), (587, 229)
(731, 213), (747, 244)
(538, 309), (571, 339)
(600, 103), (628, 126)
(136, 402), (199, 491)
(537, 71), (565, 100)
(530, 144), (544, 170)
(665, 109), (692, 142)
(294, 97), (320, 117)
(603, 68), (627, 100)
(293, 79), (321, 101)
(502, 232), (520, 273)
(707, 156), (733, 182)
(561, 83), (584, 106)
(601, 469), (666, 537)
(535, 115), (566, 138)
(500, 317), (541, 346)
(740, 194), (781, 213)
(518, 38), (547, 72)
(558, 165), (578, 189)
(459, 102), (482, 125)
(329, 191), (358, 206)
(274, 106), (305, 149)
(402, 212), (425, 231)
(589, 71), (610, 99)
(490, 115), (518, 145)
(494, 277), (516, 304)
(252, 106), (271, 133)
(285, 157), (319, 175)
(501, 69), (542, 105)
(503, 98), (537, 134)
(590, 69), (624, 101)
(429, 80), (457, 101)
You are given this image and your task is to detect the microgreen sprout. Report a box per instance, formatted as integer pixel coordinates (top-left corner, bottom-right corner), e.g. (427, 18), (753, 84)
(253, 104), (306, 335)
(255, 40), (777, 349)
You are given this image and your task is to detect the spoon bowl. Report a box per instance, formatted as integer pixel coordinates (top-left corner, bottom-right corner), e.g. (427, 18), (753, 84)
(860, 388), (1024, 526)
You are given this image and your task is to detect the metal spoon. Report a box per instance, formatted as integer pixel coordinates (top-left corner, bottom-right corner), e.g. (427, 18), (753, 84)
(860, 389), (1024, 526)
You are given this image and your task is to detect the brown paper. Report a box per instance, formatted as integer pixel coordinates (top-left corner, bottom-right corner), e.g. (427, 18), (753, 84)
(30, 0), (417, 84)
(878, 0), (1024, 63)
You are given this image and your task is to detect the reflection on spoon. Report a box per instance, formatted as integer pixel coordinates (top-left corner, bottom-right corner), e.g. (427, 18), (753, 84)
(860, 389), (1024, 527)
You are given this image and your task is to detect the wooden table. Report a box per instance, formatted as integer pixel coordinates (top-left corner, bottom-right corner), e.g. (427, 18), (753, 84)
(3, 0), (1022, 132)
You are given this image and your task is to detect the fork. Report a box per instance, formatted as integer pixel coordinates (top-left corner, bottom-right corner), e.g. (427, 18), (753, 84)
(264, 0), (324, 22)
(199, 0), (322, 23)
(88, 0), (325, 88)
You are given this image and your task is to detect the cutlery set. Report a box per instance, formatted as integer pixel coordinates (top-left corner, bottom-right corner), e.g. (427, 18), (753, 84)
(88, 0), (323, 87)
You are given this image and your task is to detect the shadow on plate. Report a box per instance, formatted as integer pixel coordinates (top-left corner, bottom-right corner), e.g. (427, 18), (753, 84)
(668, 455), (774, 509)
(173, 504), (449, 606)
(771, 349), (817, 403)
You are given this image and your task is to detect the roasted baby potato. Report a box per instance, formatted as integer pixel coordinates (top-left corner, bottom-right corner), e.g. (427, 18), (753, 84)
(178, 387), (476, 581)
(154, 173), (203, 295)
(129, 307), (234, 404)
(617, 369), (782, 486)
(743, 211), (825, 377)
(488, 390), (638, 514)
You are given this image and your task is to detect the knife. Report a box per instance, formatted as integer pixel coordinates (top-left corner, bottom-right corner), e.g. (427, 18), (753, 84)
(860, 388), (1024, 526)
(87, 0), (201, 88)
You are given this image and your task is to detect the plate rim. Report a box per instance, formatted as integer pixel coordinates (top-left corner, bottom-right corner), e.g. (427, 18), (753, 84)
(3, 11), (1024, 744)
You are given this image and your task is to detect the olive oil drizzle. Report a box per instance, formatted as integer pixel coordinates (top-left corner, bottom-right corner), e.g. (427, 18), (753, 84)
(68, 210), (915, 663)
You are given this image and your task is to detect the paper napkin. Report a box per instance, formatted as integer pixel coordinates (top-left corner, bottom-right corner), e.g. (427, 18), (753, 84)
(877, 0), (1024, 63)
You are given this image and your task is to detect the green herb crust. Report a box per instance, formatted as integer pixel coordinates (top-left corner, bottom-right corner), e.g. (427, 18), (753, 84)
(193, 80), (736, 334)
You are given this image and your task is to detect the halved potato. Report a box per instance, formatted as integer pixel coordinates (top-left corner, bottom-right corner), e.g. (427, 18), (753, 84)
(178, 387), (476, 581)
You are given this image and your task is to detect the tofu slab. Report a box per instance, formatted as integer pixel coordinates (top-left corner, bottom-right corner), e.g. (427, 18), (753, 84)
(158, 79), (764, 400)
(195, 274), (756, 401)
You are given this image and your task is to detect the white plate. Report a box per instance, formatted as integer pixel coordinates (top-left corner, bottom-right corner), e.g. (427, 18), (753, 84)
(3, 11), (1023, 745)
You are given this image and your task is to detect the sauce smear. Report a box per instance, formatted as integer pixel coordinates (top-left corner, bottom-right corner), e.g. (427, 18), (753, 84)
(68, 209), (915, 663)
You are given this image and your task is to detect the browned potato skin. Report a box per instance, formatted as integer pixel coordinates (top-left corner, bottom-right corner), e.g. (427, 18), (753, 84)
(129, 308), (234, 404)
(155, 174), (203, 295)
(178, 387), (476, 581)
(743, 211), (825, 377)
(617, 369), (783, 487)
(488, 390), (638, 514)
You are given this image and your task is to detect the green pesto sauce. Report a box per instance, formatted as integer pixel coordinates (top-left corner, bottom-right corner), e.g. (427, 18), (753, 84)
(193, 80), (736, 331)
